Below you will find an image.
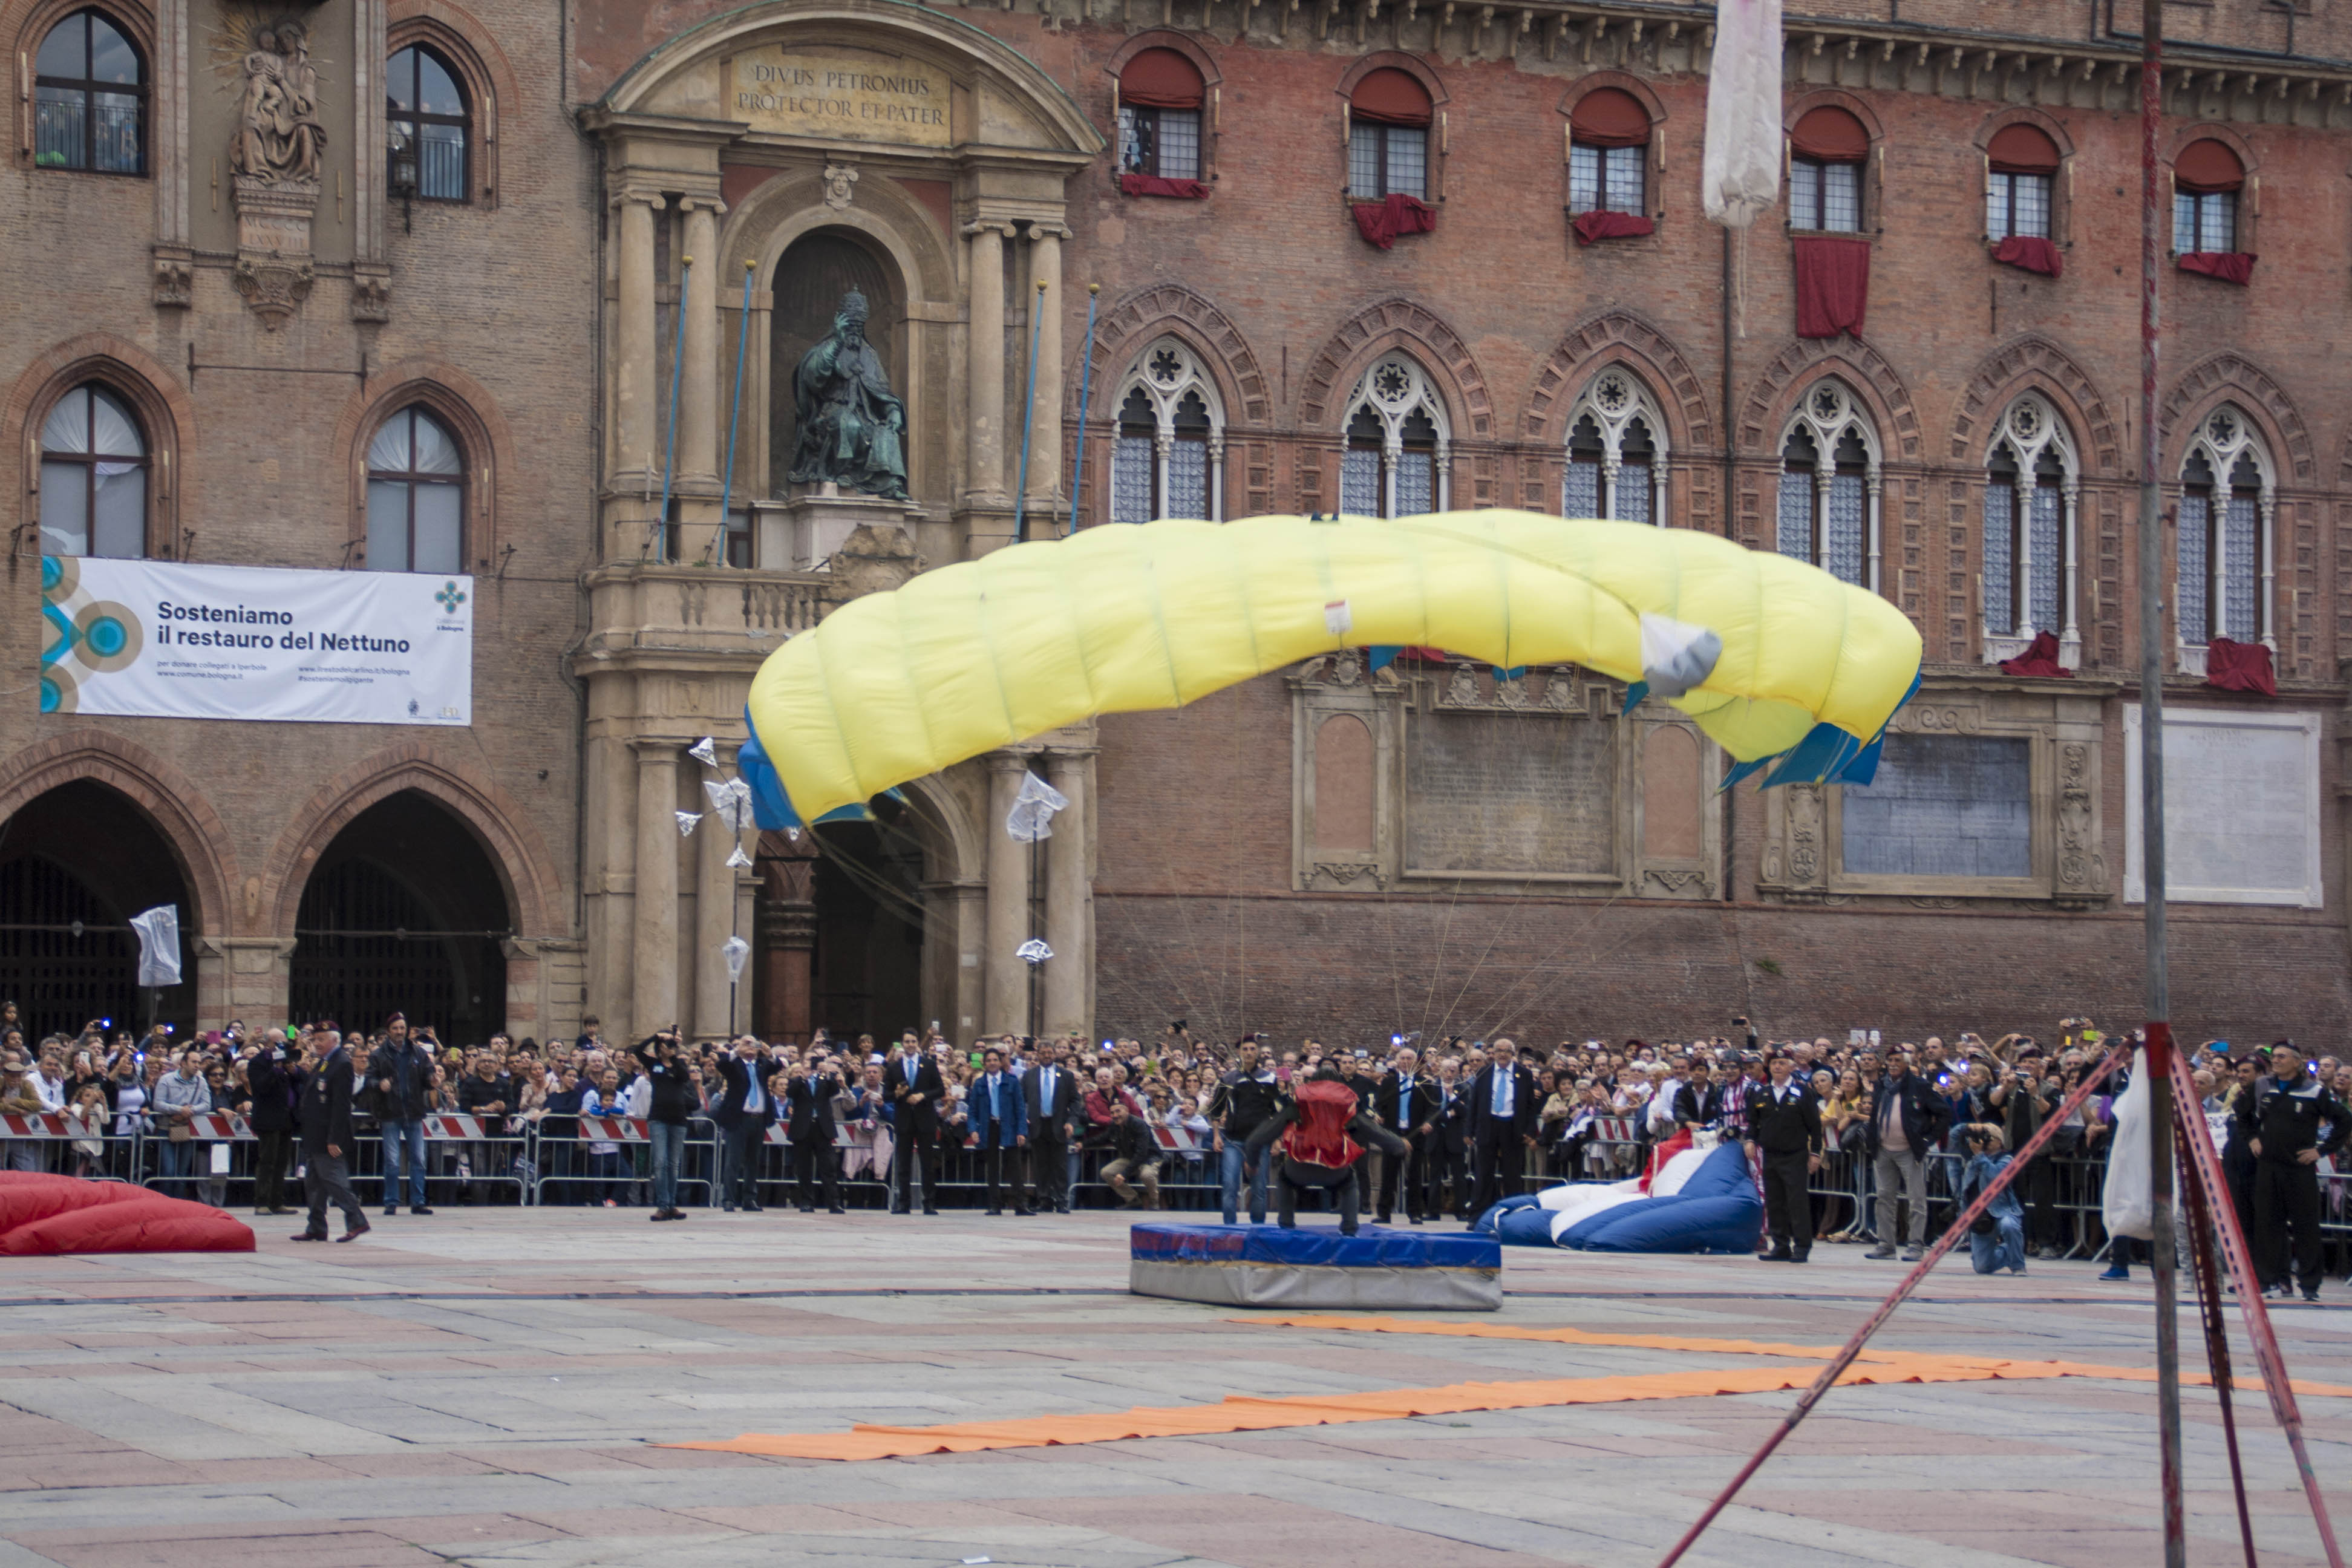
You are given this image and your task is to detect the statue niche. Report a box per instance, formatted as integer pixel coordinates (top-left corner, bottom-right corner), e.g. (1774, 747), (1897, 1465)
(771, 230), (906, 499)
(212, 6), (328, 324)
(786, 289), (909, 501)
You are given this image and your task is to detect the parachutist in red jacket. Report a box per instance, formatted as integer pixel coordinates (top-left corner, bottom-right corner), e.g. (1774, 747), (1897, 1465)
(1244, 1063), (1410, 1235)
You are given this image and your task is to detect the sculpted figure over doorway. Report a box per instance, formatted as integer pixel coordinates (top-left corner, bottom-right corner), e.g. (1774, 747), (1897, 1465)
(788, 290), (910, 500)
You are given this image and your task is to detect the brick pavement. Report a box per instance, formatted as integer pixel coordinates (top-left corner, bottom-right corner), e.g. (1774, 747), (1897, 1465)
(2, 1208), (2348, 1566)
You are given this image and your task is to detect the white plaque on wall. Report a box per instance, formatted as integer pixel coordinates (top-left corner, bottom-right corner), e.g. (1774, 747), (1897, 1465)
(2123, 704), (2322, 908)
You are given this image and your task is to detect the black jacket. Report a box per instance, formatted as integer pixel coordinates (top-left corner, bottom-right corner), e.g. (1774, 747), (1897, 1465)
(1464, 1062), (1540, 1143)
(246, 1049), (301, 1134)
(1673, 1080), (1731, 1129)
(299, 1045), (357, 1152)
(1743, 1080), (1825, 1157)
(1865, 1069), (1951, 1157)
(712, 1051), (781, 1128)
(457, 1071), (514, 1134)
(1102, 1112), (1158, 1167)
(2235, 1071), (2352, 1167)
(1210, 1069), (1283, 1142)
(783, 1069), (843, 1142)
(887, 1054), (945, 1139)
(1244, 1092), (1411, 1180)
(1374, 1071), (1443, 1138)
(1024, 1062), (1082, 1145)
(630, 1041), (700, 1125)
(371, 1040), (435, 1122)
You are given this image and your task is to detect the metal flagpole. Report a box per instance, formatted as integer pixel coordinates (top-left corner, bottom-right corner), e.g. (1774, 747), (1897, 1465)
(2136, 0), (2185, 1557)
(717, 260), (754, 561)
(656, 256), (693, 561)
(1014, 278), (1046, 543)
(1068, 283), (1099, 537)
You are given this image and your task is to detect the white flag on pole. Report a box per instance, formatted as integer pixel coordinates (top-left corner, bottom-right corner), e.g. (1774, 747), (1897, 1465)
(128, 904), (181, 988)
(1701, 0), (1783, 227)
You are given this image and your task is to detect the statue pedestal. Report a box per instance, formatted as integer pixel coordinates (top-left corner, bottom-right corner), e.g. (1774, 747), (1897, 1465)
(232, 174), (318, 326)
(783, 485), (923, 580)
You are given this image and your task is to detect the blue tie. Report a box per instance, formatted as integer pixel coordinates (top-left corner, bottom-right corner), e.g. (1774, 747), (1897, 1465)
(1492, 1068), (1508, 1116)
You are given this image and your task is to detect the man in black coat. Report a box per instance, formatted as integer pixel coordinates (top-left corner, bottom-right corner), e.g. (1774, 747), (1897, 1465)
(1374, 1047), (1443, 1224)
(1463, 1040), (1540, 1221)
(245, 1033), (304, 1217)
(710, 1036), (779, 1212)
(1023, 1044), (1080, 1214)
(2237, 1042), (2352, 1301)
(886, 1039), (944, 1214)
(1744, 1050), (1825, 1262)
(293, 1030), (369, 1242)
(631, 1030), (699, 1221)
(783, 1051), (848, 1214)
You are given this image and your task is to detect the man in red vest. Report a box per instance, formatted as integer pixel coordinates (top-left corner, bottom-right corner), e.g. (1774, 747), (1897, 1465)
(1245, 1063), (1410, 1235)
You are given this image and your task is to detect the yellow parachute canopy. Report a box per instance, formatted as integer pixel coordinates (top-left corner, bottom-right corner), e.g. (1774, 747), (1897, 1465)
(745, 511), (1922, 823)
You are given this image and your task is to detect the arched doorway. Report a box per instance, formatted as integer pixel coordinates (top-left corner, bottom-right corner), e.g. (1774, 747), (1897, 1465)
(770, 227), (902, 495)
(754, 795), (933, 1045)
(0, 780), (196, 1042)
(287, 791), (511, 1044)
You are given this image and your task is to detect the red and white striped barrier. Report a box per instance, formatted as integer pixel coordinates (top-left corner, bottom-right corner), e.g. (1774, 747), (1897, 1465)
(183, 1112), (252, 1140)
(421, 1113), (514, 1140)
(1587, 1116), (1638, 1143)
(0, 1112), (71, 1138)
(1152, 1123), (1201, 1154)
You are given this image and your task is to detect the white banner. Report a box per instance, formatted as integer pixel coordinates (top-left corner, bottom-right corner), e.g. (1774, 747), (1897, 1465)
(41, 556), (472, 725)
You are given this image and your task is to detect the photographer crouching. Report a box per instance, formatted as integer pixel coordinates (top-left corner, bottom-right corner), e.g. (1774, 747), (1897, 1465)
(1955, 1123), (2027, 1276)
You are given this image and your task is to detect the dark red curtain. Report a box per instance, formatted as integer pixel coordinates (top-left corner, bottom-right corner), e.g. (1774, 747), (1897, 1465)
(1573, 210), (1655, 246)
(1120, 172), (1209, 200)
(1992, 236), (2063, 277)
(2205, 637), (2277, 695)
(1120, 47), (1203, 109)
(1987, 123), (2060, 175)
(1794, 236), (1870, 338)
(1569, 87), (1649, 148)
(1350, 67), (1432, 126)
(2174, 139), (2245, 194)
(1789, 106), (1869, 163)
(1996, 630), (2072, 678)
(1353, 193), (1437, 249)
(2178, 252), (2256, 285)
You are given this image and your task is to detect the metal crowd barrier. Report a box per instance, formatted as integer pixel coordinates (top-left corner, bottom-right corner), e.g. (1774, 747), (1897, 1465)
(528, 1114), (715, 1206)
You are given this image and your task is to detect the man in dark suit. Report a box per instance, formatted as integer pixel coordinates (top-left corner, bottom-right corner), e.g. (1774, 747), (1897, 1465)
(1023, 1043), (1080, 1214)
(1375, 1047), (1443, 1224)
(1463, 1039), (1540, 1221)
(966, 1045), (1030, 1215)
(711, 1035), (779, 1212)
(1673, 1058), (1731, 1132)
(246, 1033), (303, 1217)
(1745, 1050), (1825, 1262)
(293, 1029), (369, 1242)
(886, 1039), (943, 1214)
(783, 1051), (846, 1214)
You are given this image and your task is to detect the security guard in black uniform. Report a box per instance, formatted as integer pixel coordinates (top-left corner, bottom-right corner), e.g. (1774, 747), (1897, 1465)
(2234, 1042), (2352, 1302)
(1744, 1048), (1825, 1262)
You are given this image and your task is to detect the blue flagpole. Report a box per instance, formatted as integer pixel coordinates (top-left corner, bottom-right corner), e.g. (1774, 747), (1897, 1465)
(1013, 278), (1045, 543)
(656, 256), (692, 560)
(1067, 283), (1098, 537)
(718, 258), (754, 561)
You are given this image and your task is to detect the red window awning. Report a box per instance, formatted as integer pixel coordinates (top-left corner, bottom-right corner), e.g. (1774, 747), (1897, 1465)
(1351, 67), (1432, 127)
(1120, 48), (1203, 110)
(1789, 105), (1868, 163)
(2175, 139), (2244, 194)
(1569, 87), (1649, 148)
(1987, 123), (2060, 175)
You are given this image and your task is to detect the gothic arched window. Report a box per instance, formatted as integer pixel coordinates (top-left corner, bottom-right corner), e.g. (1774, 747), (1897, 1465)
(33, 8), (143, 174)
(387, 44), (469, 203)
(39, 384), (147, 558)
(1774, 380), (1878, 589)
(2176, 404), (2273, 654)
(1106, 339), (1224, 523)
(367, 406), (466, 572)
(1559, 367), (1667, 524)
(1338, 354), (1448, 519)
(1981, 393), (2079, 665)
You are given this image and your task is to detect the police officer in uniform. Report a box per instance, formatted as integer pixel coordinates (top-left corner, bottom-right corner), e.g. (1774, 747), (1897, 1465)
(1744, 1048), (1824, 1263)
(2235, 1041), (2352, 1301)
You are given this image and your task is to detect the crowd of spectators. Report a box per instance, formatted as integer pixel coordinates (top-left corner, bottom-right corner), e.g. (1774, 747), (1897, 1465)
(2, 1001), (2344, 1294)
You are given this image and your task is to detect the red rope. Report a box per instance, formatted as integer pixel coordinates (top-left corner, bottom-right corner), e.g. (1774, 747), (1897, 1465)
(1655, 1044), (2130, 1568)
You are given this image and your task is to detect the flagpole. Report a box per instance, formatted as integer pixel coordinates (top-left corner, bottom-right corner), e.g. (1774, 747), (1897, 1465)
(2137, 0), (2184, 1556)
(717, 259), (755, 563)
(1068, 283), (1099, 537)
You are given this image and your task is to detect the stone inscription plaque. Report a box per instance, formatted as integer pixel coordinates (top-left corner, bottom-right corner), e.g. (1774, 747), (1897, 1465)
(2125, 705), (2321, 907)
(1841, 733), (2032, 879)
(1405, 709), (1615, 878)
(728, 48), (951, 146)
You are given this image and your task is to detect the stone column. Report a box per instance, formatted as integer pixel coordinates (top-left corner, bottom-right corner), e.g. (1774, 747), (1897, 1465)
(1042, 750), (1091, 1038)
(965, 221), (1008, 503)
(680, 200), (722, 485)
(692, 745), (739, 1040)
(984, 752), (1030, 1035)
(632, 741), (680, 1037)
(1027, 226), (1066, 524)
(615, 191), (665, 492)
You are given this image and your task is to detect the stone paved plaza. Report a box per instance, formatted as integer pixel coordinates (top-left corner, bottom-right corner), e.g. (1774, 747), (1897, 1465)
(2, 1208), (2347, 1567)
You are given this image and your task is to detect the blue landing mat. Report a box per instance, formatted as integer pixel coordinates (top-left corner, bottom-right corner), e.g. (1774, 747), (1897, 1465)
(1129, 1222), (1501, 1270)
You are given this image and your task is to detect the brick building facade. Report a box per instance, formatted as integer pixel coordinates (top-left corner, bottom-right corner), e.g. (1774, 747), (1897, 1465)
(4, 0), (2348, 1048)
